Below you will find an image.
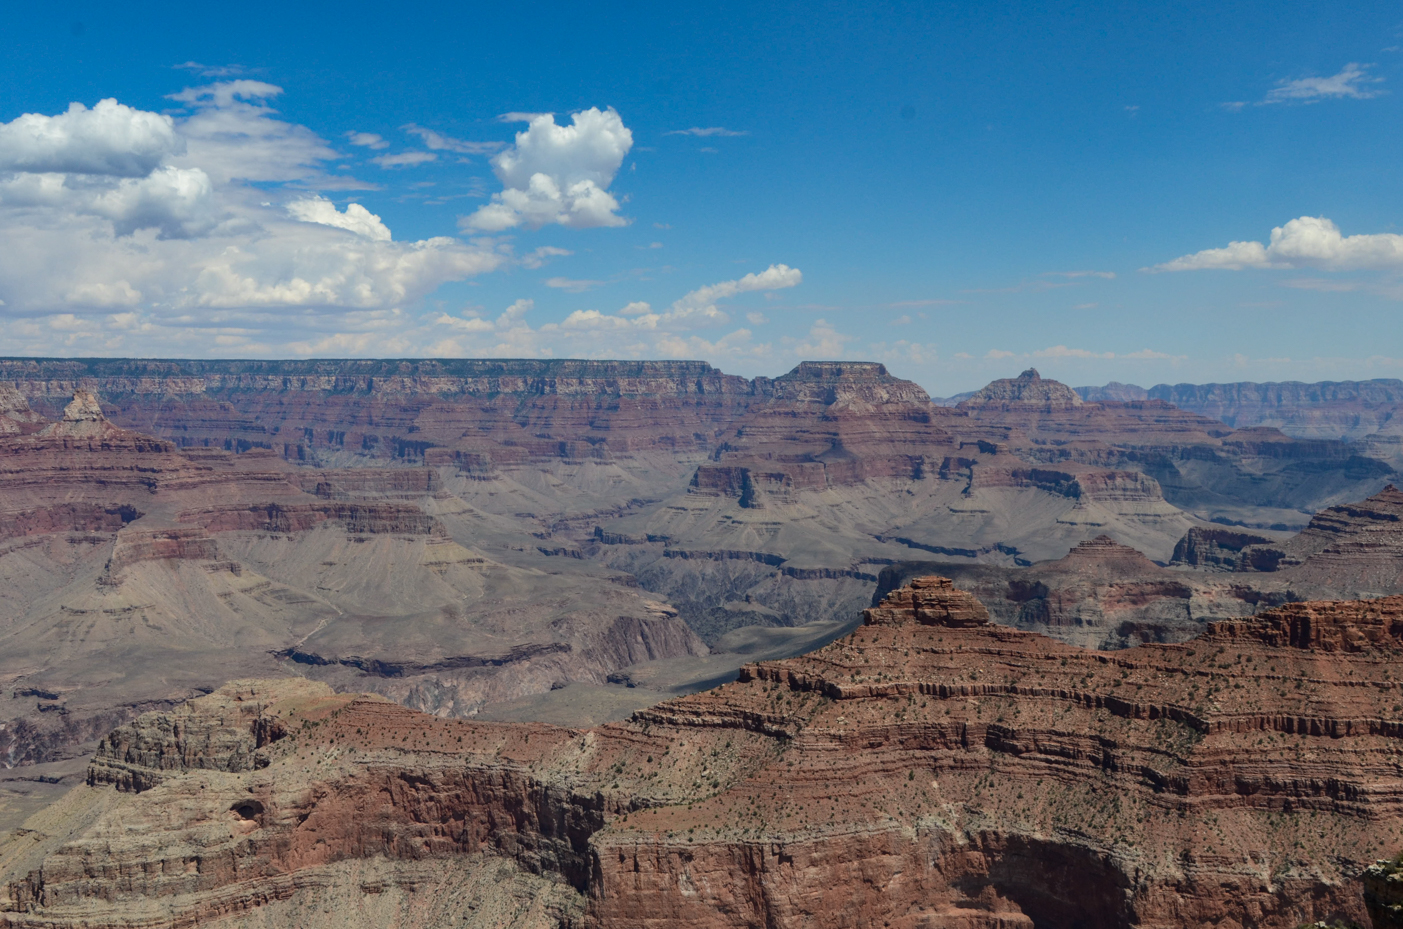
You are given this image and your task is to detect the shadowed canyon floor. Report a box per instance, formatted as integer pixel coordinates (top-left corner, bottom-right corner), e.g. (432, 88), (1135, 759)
(4, 577), (1403, 928)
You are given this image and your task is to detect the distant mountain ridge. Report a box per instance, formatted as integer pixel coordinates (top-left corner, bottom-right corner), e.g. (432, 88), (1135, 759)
(1075, 377), (1403, 441)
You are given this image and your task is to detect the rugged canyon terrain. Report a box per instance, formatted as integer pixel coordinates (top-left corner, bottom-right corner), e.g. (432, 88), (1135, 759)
(1, 360), (1399, 782)
(4, 575), (1402, 928)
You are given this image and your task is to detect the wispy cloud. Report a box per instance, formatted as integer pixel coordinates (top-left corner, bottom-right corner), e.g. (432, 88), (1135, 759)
(1226, 63), (1386, 109)
(175, 62), (256, 79)
(665, 127), (748, 137)
(345, 131), (389, 150)
(402, 124), (504, 156)
(981, 346), (1184, 362)
(371, 151), (437, 168)
(1044, 270), (1115, 279)
(520, 246), (573, 270)
(544, 276), (606, 293)
(963, 280), (1076, 294)
(1265, 63), (1384, 103)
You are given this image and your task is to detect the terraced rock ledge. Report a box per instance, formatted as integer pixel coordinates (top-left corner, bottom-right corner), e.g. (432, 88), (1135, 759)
(6, 577), (1403, 928)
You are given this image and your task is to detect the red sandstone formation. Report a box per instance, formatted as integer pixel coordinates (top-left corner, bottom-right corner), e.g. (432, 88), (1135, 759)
(1232, 484), (1403, 590)
(879, 483), (1403, 655)
(5, 576), (1402, 928)
(0, 391), (706, 769)
(1, 363), (1397, 773)
(693, 362), (964, 503)
(960, 367), (1086, 409)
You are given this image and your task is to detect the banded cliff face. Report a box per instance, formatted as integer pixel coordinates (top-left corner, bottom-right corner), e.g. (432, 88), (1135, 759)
(2, 363), (1398, 771)
(1, 359), (759, 466)
(0, 392), (707, 769)
(6, 578), (1403, 928)
(1142, 378), (1403, 442)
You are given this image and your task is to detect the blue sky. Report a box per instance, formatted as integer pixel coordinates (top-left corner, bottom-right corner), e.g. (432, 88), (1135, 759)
(0, 1), (1399, 395)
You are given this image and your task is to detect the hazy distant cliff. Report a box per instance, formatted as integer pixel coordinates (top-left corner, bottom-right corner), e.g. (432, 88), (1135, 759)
(1077, 377), (1403, 441)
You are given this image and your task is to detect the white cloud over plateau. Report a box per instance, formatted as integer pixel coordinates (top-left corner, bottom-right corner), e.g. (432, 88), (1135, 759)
(0, 81), (505, 355)
(422, 264), (807, 365)
(1147, 216), (1403, 272)
(463, 108), (632, 231)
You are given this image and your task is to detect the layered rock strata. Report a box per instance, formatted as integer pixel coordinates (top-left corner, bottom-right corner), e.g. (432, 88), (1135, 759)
(1141, 378), (1403, 441)
(6, 578), (1403, 928)
(0, 391), (707, 768)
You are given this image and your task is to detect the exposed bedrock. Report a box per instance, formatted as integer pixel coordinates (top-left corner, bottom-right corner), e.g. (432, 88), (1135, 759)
(7, 578), (1403, 928)
(181, 501), (446, 536)
(1170, 526), (1278, 568)
(1138, 378), (1403, 441)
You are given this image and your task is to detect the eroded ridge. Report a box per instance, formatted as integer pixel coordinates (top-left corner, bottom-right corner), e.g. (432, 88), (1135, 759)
(7, 578), (1403, 928)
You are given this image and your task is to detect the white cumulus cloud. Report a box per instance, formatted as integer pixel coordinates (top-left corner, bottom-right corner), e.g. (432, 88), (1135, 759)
(0, 99), (184, 177)
(0, 82), (505, 355)
(463, 107), (632, 231)
(1148, 216), (1403, 272)
(287, 197), (392, 241)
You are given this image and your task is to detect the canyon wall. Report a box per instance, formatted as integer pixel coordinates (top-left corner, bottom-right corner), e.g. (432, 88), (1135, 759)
(6, 577), (1403, 928)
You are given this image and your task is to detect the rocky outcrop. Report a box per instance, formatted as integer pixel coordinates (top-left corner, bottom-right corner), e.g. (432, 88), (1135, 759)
(0, 386), (43, 436)
(86, 679), (320, 791)
(105, 527), (221, 575)
(1170, 526), (1277, 568)
(876, 536), (1239, 647)
(1366, 856), (1403, 929)
(1229, 485), (1403, 592)
(8, 578), (1403, 927)
(0, 503), (139, 543)
(960, 367), (1084, 408)
(691, 362), (960, 501)
(861, 573), (989, 626)
(181, 501), (446, 536)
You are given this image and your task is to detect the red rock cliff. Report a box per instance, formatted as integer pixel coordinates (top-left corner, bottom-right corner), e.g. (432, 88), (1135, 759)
(6, 577), (1403, 928)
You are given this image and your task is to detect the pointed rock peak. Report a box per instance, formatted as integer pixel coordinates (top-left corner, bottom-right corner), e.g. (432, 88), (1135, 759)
(41, 388), (125, 438)
(959, 369), (1083, 408)
(63, 389), (106, 423)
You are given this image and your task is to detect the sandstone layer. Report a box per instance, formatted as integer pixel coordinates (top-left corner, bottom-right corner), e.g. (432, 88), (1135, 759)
(2, 361), (1399, 767)
(0, 393), (706, 770)
(6, 577), (1403, 928)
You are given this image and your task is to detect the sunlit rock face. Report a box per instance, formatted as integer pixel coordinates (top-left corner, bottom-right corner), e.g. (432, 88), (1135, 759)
(6, 577), (1402, 929)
